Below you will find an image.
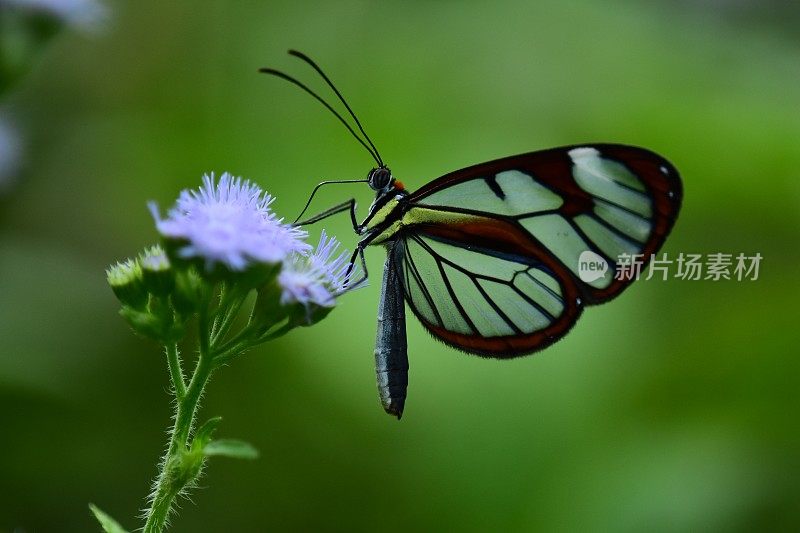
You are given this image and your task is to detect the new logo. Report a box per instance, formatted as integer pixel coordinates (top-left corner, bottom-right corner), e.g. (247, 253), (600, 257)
(577, 250), (609, 283)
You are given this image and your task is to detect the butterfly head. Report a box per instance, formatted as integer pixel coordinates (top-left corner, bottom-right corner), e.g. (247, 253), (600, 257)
(367, 167), (394, 192)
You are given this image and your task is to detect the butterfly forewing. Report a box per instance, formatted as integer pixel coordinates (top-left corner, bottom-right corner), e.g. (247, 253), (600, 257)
(407, 143), (682, 305)
(392, 143), (681, 356)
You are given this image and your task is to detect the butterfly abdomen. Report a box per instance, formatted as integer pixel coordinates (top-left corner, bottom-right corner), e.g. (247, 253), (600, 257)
(374, 244), (408, 419)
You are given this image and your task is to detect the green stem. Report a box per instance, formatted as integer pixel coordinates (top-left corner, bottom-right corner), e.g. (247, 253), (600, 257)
(213, 321), (292, 366)
(143, 309), (215, 532)
(165, 343), (186, 400)
(212, 327), (254, 361)
(209, 283), (227, 339)
(211, 293), (246, 346)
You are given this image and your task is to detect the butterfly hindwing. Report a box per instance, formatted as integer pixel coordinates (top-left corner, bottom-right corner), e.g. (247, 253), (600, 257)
(395, 217), (583, 358)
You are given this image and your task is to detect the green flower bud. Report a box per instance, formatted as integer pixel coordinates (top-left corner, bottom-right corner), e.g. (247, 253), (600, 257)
(172, 267), (204, 315)
(236, 262), (281, 292)
(119, 306), (167, 340)
(287, 301), (333, 328)
(119, 303), (184, 343)
(106, 258), (147, 309)
(140, 245), (174, 296)
(251, 278), (291, 335)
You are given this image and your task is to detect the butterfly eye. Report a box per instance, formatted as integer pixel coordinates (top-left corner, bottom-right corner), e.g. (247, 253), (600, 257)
(368, 167), (393, 191)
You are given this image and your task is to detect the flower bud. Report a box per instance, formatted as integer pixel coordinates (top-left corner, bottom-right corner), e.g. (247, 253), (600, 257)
(172, 267), (204, 315)
(287, 302), (333, 328)
(140, 245), (174, 296)
(252, 278), (291, 335)
(119, 306), (167, 341)
(237, 262), (281, 292)
(106, 258), (147, 309)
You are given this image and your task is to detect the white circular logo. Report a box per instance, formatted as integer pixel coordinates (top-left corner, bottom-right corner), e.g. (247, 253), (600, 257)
(577, 250), (609, 283)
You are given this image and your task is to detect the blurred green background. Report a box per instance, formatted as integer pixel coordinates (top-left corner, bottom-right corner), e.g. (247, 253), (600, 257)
(1, 1), (799, 531)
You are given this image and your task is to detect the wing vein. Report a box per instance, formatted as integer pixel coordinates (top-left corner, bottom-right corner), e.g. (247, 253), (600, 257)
(522, 270), (564, 303)
(593, 196), (650, 221)
(403, 238), (444, 327)
(507, 273), (557, 321)
(414, 235), (523, 335)
(587, 212), (647, 245)
(567, 218), (618, 266)
(412, 235), (479, 335)
(471, 278), (524, 335)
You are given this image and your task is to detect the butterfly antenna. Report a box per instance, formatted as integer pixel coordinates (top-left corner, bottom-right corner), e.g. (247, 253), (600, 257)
(288, 49), (385, 167)
(259, 67), (382, 166)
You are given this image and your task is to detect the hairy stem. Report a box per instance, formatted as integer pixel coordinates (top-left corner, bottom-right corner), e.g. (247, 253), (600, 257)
(211, 293), (247, 346)
(143, 309), (215, 532)
(165, 343), (186, 400)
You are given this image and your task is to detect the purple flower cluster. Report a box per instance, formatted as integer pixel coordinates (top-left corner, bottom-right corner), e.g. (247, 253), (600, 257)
(279, 230), (356, 308)
(150, 173), (309, 271)
(151, 173), (357, 310)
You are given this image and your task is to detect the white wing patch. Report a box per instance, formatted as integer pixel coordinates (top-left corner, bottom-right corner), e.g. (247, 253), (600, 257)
(569, 147), (652, 217)
(400, 235), (567, 338)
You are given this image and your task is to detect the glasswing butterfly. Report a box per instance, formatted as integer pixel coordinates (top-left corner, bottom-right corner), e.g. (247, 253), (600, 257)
(261, 50), (682, 419)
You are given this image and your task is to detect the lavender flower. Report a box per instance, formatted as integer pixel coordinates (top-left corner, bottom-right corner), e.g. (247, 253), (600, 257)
(3, 0), (108, 32)
(104, 173), (357, 532)
(279, 230), (357, 308)
(0, 116), (21, 193)
(149, 173), (309, 271)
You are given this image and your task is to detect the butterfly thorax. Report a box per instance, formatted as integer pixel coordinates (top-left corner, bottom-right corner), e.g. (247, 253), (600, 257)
(360, 184), (409, 246)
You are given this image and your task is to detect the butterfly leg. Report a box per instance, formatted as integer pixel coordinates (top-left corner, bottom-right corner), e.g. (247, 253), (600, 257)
(293, 178), (366, 224)
(338, 243), (369, 293)
(294, 198), (361, 233)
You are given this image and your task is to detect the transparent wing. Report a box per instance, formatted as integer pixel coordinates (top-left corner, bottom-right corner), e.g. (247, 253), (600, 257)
(408, 144), (682, 304)
(396, 230), (583, 358)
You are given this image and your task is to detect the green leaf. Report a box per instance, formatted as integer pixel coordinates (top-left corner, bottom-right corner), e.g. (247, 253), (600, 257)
(203, 439), (259, 460)
(192, 416), (223, 452)
(89, 504), (129, 533)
